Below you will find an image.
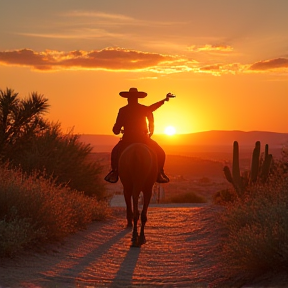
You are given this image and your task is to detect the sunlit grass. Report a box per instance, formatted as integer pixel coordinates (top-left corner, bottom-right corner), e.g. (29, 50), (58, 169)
(218, 168), (288, 281)
(0, 165), (110, 257)
(165, 191), (207, 204)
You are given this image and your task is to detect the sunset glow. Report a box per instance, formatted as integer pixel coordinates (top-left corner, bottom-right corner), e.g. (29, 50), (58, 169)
(0, 1), (287, 136)
(164, 126), (176, 136)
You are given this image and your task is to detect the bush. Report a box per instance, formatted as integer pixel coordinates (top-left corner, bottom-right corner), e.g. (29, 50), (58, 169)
(219, 170), (288, 279)
(213, 188), (237, 204)
(0, 165), (109, 257)
(0, 88), (105, 199)
(167, 191), (206, 203)
(0, 216), (42, 257)
(17, 123), (106, 199)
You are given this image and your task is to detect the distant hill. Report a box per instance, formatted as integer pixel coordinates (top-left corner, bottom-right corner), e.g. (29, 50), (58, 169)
(154, 130), (288, 147)
(80, 131), (288, 152)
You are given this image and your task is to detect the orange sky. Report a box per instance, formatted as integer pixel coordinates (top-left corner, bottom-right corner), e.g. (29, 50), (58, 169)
(1, 1), (287, 135)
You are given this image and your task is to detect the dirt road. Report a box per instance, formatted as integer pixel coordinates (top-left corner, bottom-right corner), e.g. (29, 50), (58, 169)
(0, 204), (228, 288)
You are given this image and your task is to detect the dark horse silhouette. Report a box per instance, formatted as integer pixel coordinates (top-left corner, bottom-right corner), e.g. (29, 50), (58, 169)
(118, 143), (158, 247)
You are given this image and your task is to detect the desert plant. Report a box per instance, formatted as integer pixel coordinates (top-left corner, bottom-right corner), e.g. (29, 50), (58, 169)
(223, 141), (273, 198)
(167, 191), (206, 203)
(219, 173), (288, 278)
(0, 87), (49, 160)
(0, 164), (109, 256)
(217, 149), (288, 284)
(213, 188), (237, 204)
(17, 123), (105, 199)
(0, 88), (105, 199)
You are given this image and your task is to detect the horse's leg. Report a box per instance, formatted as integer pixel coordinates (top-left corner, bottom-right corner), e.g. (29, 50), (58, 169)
(139, 188), (152, 245)
(123, 190), (133, 227)
(131, 194), (140, 247)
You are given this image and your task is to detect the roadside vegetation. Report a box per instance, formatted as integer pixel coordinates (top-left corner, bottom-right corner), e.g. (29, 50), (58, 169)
(0, 88), (109, 257)
(215, 142), (288, 284)
(165, 191), (206, 204)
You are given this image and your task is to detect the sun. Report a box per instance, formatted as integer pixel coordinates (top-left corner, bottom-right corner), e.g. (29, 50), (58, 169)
(164, 126), (176, 136)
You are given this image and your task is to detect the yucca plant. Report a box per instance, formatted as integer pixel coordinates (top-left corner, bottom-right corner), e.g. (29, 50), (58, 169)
(0, 88), (105, 199)
(0, 87), (49, 161)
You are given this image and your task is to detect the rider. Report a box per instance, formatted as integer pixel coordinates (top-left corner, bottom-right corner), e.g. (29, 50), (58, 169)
(104, 87), (173, 184)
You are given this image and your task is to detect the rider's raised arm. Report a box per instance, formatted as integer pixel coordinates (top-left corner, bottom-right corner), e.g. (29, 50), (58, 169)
(149, 99), (166, 112)
(148, 93), (174, 112)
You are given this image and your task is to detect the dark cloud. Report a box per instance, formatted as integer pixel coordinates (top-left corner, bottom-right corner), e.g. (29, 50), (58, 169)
(1, 48), (286, 76)
(0, 48), (174, 71)
(0, 49), (53, 69)
(249, 58), (288, 70)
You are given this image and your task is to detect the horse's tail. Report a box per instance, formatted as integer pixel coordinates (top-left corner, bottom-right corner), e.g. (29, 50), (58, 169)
(119, 143), (157, 196)
(131, 144), (153, 193)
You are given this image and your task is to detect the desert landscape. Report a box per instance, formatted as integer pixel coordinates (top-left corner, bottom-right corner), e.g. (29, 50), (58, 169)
(85, 131), (287, 204)
(2, 1), (287, 286)
(0, 131), (288, 287)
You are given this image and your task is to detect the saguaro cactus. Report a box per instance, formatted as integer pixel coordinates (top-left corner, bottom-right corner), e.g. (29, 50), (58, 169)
(223, 141), (244, 195)
(260, 144), (273, 182)
(224, 141), (273, 197)
(250, 141), (260, 183)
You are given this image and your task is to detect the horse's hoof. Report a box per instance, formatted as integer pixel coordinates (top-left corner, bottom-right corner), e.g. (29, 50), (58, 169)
(139, 237), (146, 245)
(130, 241), (141, 248)
(126, 222), (133, 228)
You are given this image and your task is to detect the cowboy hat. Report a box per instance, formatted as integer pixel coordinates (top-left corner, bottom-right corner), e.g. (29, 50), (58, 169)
(119, 87), (147, 98)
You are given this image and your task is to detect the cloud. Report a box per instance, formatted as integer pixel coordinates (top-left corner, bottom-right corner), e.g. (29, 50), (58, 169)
(188, 44), (234, 52)
(0, 49), (54, 70)
(199, 63), (242, 76)
(0, 48), (286, 76)
(0, 48), (176, 71)
(63, 11), (134, 22)
(249, 58), (288, 71)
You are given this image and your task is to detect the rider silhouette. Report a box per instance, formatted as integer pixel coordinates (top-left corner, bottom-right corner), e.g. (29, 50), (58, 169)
(105, 87), (172, 184)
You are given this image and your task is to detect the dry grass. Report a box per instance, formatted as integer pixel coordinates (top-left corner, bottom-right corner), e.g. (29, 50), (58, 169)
(0, 165), (110, 257)
(218, 170), (288, 280)
(165, 191), (207, 204)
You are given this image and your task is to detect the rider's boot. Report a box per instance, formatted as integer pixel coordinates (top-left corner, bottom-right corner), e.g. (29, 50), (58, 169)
(156, 169), (170, 183)
(104, 170), (119, 183)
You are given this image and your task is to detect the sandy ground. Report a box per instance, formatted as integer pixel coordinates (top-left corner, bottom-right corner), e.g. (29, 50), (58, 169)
(0, 202), (233, 288)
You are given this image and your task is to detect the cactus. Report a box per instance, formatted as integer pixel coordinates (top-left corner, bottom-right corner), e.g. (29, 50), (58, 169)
(260, 144), (273, 182)
(250, 141), (260, 183)
(223, 141), (244, 195)
(223, 141), (273, 197)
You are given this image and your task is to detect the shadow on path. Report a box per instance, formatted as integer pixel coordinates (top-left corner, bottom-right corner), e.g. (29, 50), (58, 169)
(40, 228), (131, 286)
(110, 247), (141, 287)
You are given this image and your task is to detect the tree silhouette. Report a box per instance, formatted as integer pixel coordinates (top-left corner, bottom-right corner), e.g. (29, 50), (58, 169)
(0, 87), (49, 160)
(0, 88), (104, 199)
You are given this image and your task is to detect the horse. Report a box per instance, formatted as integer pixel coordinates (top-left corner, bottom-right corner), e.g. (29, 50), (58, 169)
(118, 143), (158, 247)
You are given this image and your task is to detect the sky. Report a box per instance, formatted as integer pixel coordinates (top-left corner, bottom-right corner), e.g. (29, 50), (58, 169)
(0, 0), (287, 136)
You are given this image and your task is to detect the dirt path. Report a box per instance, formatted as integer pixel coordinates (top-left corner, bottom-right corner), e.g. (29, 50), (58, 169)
(0, 204), (228, 288)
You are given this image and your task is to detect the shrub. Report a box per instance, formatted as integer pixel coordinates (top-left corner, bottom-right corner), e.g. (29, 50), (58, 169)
(0, 165), (109, 256)
(0, 217), (41, 257)
(0, 88), (105, 199)
(17, 123), (105, 199)
(213, 188), (237, 204)
(219, 171), (288, 279)
(167, 191), (206, 203)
